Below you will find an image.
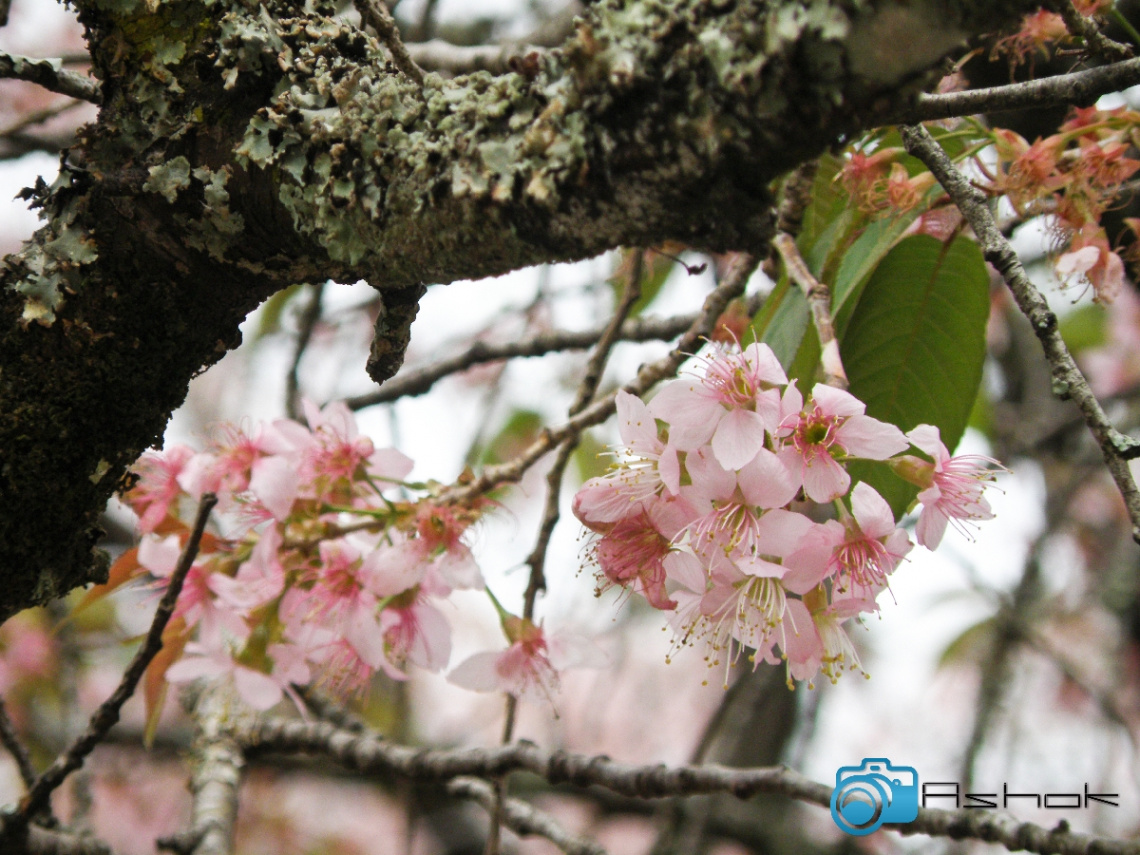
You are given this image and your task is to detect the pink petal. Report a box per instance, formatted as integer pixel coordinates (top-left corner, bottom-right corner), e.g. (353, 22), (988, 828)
(448, 651), (504, 692)
(836, 415), (909, 459)
(711, 408), (767, 470)
(849, 482), (896, 539)
(810, 384), (865, 418)
(250, 455), (300, 521)
(737, 448), (797, 509)
(802, 453), (850, 503)
(234, 667), (285, 710)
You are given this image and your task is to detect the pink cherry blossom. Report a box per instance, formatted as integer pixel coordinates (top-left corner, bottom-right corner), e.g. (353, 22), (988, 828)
(165, 642), (287, 710)
(800, 482), (911, 595)
(648, 342), (787, 470)
(379, 596), (452, 677)
(590, 495), (695, 610)
(903, 425), (1002, 549)
(572, 391), (681, 526)
(127, 446), (196, 532)
(777, 384), (909, 502)
(448, 618), (604, 701)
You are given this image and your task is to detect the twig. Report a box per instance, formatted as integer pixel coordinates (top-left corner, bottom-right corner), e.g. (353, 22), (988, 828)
(892, 57), (1140, 124)
(449, 777), (608, 855)
(285, 282), (324, 421)
(16, 494), (217, 821)
(772, 232), (846, 389)
(439, 253), (762, 505)
(1055, 0), (1132, 62)
(0, 696), (37, 788)
(354, 0), (425, 87)
(0, 51), (99, 103)
(294, 684), (368, 733)
(345, 301), (765, 411)
(238, 718), (1139, 855)
(521, 254), (644, 620)
(901, 124), (1140, 543)
(485, 255), (646, 855)
(406, 40), (545, 75)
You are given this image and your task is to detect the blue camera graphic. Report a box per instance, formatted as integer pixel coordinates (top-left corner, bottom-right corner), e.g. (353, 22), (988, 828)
(830, 758), (919, 836)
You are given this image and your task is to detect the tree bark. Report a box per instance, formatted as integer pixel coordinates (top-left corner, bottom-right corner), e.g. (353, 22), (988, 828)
(0, 0), (1039, 621)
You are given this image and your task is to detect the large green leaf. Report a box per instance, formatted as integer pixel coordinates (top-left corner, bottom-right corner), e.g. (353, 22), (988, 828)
(841, 234), (990, 517)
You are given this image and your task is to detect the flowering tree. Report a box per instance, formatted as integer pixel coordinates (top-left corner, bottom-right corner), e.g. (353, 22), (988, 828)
(3, 0), (1140, 853)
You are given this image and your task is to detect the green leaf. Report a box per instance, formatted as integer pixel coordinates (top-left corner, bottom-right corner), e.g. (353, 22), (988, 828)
(758, 280), (811, 371)
(1058, 303), (1107, 354)
(936, 616), (996, 670)
(841, 234), (990, 517)
(256, 284), (303, 339)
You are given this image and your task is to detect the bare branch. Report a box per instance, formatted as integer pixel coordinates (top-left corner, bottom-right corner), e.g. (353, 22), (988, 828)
(16, 494), (218, 820)
(901, 123), (1140, 543)
(347, 302), (762, 411)
(354, 0), (426, 87)
(448, 777), (608, 855)
(285, 282), (324, 421)
(405, 40), (546, 75)
(0, 51), (99, 103)
(0, 696), (37, 788)
(239, 719), (1138, 855)
(772, 231), (845, 389)
(894, 57), (1140, 124)
(1055, 0), (1132, 62)
(181, 688), (251, 855)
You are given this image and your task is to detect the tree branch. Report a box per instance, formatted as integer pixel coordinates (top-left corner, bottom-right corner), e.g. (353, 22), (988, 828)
(15, 494), (217, 821)
(448, 777), (608, 855)
(0, 51), (99, 103)
(901, 123), (1140, 543)
(894, 56), (1140, 123)
(238, 719), (1139, 855)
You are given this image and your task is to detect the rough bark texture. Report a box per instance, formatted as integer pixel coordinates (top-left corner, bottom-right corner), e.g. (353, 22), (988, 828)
(0, 0), (1040, 621)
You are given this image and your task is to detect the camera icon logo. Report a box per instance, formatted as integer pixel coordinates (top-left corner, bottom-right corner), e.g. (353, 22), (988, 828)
(830, 758), (919, 836)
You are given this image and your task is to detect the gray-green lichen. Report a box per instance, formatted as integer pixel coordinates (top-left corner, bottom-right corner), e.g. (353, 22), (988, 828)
(6, 170), (98, 326)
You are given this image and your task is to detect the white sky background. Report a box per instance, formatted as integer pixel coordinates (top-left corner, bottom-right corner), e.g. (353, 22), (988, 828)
(3, 0), (1140, 850)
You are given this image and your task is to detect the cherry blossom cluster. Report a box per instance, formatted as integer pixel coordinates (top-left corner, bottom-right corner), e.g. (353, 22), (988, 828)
(991, 1), (1113, 71)
(980, 106), (1140, 303)
(573, 343), (1002, 688)
(118, 400), (591, 711)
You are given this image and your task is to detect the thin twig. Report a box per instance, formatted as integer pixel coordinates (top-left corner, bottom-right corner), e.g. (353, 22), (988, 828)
(901, 123), (1140, 543)
(355, 0), (426, 87)
(892, 57), (1140, 124)
(772, 232), (846, 389)
(439, 254), (762, 506)
(346, 300), (763, 411)
(239, 718), (1137, 855)
(449, 777), (608, 855)
(0, 51), (99, 103)
(1055, 0), (1132, 62)
(285, 282), (324, 421)
(16, 494), (217, 820)
(521, 253), (644, 620)
(0, 696), (37, 788)
(406, 40), (545, 75)
(486, 255), (646, 855)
